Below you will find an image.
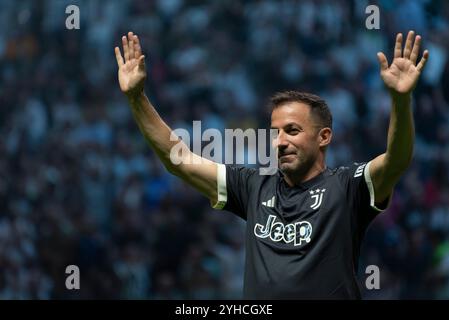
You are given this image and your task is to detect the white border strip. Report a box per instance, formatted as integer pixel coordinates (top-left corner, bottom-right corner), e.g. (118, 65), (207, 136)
(212, 164), (227, 209)
(364, 161), (391, 212)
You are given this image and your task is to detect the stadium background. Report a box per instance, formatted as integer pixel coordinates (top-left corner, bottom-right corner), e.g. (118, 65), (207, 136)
(1, 0), (448, 299)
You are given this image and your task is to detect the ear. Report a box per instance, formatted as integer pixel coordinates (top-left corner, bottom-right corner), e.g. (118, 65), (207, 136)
(318, 127), (332, 148)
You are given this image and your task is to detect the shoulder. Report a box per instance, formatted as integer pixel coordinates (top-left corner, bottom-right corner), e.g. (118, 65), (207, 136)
(222, 164), (259, 178)
(332, 162), (369, 179)
(222, 164), (279, 188)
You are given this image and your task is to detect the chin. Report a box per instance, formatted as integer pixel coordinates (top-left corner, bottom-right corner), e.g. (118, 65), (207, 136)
(279, 157), (311, 176)
(279, 162), (299, 174)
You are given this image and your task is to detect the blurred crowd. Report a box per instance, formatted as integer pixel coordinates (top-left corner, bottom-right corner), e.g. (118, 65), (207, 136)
(0, 0), (448, 299)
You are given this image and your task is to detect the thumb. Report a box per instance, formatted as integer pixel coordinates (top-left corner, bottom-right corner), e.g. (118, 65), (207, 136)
(138, 55), (146, 70)
(377, 52), (388, 72)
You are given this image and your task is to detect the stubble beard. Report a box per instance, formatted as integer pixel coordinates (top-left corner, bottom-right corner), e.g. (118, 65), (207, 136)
(279, 151), (316, 182)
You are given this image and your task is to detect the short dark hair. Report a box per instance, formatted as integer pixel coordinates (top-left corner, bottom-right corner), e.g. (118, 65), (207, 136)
(270, 91), (332, 130)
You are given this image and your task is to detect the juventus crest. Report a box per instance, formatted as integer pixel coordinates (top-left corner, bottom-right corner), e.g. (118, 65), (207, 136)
(309, 188), (326, 209)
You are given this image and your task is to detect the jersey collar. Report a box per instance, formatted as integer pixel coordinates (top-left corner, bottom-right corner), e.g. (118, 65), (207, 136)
(278, 167), (329, 191)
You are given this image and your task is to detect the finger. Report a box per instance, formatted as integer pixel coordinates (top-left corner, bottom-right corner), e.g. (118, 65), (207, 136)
(128, 32), (135, 61)
(115, 47), (124, 67)
(377, 52), (388, 71)
(403, 30), (414, 59)
(410, 35), (421, 65)
(122, 36), (129, 62)
(394, 33), (402, 59)
(416, 50), (429, 73)
(134, 35), (142, 59)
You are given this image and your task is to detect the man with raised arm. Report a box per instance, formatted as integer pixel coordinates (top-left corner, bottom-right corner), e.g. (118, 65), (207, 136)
(115, 30), (428, 299)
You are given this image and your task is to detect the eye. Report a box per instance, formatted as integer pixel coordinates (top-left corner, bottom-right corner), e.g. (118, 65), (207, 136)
(287, 128), (300, 135)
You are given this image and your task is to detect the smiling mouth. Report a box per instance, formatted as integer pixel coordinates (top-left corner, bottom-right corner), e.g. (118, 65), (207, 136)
(279, 154), (295, 160)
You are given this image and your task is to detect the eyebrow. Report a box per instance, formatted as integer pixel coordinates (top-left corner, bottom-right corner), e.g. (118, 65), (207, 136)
(270, 123), (303, 130)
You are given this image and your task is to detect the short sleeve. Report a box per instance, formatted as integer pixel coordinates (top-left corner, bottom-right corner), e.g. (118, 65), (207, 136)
(211, 164), (257, 220)
(363, 161), (393, 212)
(338, 161), (392, 217)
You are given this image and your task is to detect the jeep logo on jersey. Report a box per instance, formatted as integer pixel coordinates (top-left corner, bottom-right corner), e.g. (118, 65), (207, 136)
(310, 188), (325, 210)
(254, 215), (312, 246)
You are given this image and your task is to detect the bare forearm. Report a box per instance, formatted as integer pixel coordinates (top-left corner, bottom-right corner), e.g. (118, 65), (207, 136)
(127, 92), (184, 170)
(385, 93), (415, 172)
(369, 31), (427, 203)
(116, 33), (218, 203)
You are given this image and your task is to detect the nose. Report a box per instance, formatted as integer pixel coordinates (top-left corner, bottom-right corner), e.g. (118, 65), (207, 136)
(273, 130), (288, 150)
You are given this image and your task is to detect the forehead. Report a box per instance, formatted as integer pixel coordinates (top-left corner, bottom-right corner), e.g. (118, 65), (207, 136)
(271, 102), (312, 127)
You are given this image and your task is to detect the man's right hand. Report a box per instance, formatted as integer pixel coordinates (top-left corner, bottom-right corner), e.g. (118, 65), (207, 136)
(115, 31), (220, 209)
(115, 32), (146, 97)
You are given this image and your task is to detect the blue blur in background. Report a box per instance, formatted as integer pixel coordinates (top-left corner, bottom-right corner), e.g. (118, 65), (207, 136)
(0, 0), (448, 299)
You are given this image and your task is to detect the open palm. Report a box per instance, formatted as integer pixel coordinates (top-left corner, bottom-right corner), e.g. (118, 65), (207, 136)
(377, 31), (429, 95)
(115, 32), (146, 96)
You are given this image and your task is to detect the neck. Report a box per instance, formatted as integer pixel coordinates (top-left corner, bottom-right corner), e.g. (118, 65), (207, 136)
(283, 161), (326, 187)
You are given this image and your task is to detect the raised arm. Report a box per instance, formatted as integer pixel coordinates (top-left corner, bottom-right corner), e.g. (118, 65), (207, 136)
(369, 30), (429, 206)
(115, 32), (219, 204)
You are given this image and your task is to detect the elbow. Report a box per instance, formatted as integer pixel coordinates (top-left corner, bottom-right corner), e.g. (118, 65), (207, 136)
(165, 163), (181, 177)
(165, 164), (176, 175)
(165, 162), (189, 180)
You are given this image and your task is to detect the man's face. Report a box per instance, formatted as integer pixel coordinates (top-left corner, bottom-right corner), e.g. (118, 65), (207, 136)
(271, 102), (322, 176)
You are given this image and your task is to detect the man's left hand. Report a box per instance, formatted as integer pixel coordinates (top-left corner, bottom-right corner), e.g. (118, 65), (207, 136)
(377, 30), (429, 97)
